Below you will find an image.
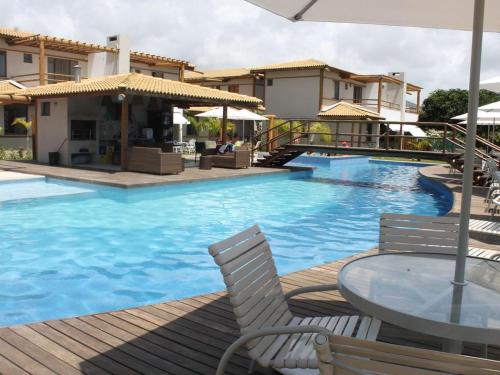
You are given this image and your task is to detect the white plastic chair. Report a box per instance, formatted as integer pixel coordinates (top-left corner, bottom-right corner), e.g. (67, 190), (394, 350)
(209, 224), (381, 375)
(379, 213), (500, 258)
(184, 139), (196, 154)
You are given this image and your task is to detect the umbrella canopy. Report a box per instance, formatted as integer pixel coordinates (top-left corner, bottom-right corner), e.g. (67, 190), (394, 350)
(480, 76), (500, 92)
(173, 108), (190, 125)
(388, 124), (427, 137)
(479, 100), (500, 111)
(245, 0), (500, 30)
(236, 109), (269, 121)
(195, 106), (242, 120)
(246, 0), (500, 325)
(452, 110), (500, 120)
(458, 120), (498, 125)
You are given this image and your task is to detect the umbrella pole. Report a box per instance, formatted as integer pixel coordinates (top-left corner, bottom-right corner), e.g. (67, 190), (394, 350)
(454, 0), (484, 286)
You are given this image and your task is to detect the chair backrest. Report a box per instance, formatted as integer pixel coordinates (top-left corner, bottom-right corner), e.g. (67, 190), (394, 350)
(379, 213), (459, 254)
(314, 334), (500, 375)
(188, 139), (196, 145)
(208, 225), (292, 347)
(486, 158), (499, 179)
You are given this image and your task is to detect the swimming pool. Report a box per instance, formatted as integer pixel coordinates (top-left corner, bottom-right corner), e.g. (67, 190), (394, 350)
(0, 157), (451, 326)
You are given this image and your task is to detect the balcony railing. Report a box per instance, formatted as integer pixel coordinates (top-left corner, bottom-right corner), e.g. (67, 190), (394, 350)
(9, 72), (87, 85)
(335, 98), (401, 111)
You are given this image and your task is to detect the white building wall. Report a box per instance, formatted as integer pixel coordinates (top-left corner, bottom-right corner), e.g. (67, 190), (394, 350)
(37, 98), (69, 164)
(264, 69), (321, 118)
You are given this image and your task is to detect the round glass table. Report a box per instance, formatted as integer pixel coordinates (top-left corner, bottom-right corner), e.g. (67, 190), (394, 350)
(338, 253), (500, 347)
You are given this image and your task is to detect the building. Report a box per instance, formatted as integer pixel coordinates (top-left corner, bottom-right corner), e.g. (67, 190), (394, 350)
(0, 27), (193, 145)
(186, 59), (422, 122)
(185, 68), (264, 101)
(0, 28), (262, 169)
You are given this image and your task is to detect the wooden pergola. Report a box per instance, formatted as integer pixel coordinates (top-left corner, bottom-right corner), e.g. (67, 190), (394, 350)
(4, 33), (192, 85)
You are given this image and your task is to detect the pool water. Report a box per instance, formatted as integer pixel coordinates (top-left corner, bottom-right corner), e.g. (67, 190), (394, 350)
(0, 157), (451, 326)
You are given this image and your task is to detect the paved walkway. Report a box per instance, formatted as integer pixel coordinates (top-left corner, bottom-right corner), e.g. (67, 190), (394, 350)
(420, 164), (498, 221)
(0, 161), (292, 188)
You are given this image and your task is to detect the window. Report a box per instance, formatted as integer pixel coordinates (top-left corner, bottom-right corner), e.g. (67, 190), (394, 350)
(267, 79), (273, 86)
(152, 71), (164, 78)
(333, 81), (340, 100)
(23, 53), (32, 63)
(228, 85), (239, 93)
(41, 102), (51, 116)
(353, 86), (363, 104)
(0, 51), (6, 77)
(47, 57), (78, 83)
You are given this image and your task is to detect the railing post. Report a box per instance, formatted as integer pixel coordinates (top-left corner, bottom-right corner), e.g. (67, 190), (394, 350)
(452, 128), (457, 153)
(385, 125), (390, 150)
(443, 124), (448, 154)
(335, 122), (339, 147)
(399, 122), (404, 150)
(250, 133), (255, 166)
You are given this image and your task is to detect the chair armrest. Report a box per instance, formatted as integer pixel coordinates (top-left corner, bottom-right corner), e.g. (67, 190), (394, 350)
(284, 283), (338, 301)
(216, 325), (330, 375)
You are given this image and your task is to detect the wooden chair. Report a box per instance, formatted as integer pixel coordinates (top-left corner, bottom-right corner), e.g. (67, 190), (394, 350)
(314, 334), (500, 375)
(208, 224), (381, 375)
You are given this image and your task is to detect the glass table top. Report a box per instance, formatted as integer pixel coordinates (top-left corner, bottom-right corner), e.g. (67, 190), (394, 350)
(339, 253), (500, 332)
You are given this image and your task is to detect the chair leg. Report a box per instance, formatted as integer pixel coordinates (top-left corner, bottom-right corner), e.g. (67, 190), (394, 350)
(480, 344), (489, 358)
(248, 359), (256, 374)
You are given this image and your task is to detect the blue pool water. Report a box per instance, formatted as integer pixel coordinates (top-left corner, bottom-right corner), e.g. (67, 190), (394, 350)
(0, 157), (451, 326)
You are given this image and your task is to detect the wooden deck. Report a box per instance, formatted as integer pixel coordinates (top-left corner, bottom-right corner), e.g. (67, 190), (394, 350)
(1, 248), (499, 375)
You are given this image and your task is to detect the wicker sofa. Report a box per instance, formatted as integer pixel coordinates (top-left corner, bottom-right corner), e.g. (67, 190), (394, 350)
(202, 148), (250, 169)
(127, 147), (183, 175)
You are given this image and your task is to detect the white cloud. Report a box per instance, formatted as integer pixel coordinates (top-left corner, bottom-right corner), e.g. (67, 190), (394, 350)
(1, 0), (499, 98)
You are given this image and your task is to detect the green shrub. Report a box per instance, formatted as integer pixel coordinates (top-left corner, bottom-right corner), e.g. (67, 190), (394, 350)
(0, 148), (32, 160)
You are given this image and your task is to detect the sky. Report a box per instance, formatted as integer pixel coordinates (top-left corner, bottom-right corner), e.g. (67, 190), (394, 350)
(1, 0), (500, 98)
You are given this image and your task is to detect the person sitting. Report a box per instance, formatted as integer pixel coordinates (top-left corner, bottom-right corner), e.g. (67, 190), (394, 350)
(234, 136), (243, 148)
(218, 139), (234, 154)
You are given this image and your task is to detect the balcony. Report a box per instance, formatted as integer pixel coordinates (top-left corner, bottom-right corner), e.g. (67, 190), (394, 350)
(9, 72), (86, 86)
(328, 98), (419, 114)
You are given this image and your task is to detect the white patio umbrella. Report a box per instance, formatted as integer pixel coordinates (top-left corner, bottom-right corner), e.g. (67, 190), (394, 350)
(245, 0), (500, 315)
(195, 106), (242, 120)
(480, 76), (500, 92)
(234, 109), (268, 140)
(173, 107), (190, 143)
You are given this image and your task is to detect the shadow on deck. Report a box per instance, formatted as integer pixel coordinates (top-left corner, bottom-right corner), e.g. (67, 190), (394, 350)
(1, 250), (497, 374)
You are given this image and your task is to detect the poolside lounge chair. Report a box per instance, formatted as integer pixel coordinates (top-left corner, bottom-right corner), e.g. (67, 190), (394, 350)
(313, 334), (500, 375)
(209, 224), (381, 375)
(379, 213), (500, 258)
(469, 218), (500, 239)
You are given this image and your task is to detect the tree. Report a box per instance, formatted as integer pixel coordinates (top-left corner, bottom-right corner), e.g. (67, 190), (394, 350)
(420, 88), (500, 122)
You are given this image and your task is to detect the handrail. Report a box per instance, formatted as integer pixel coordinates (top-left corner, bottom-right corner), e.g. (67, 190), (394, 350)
(448, 123), (500, 153)
(252, 119), (500, 167)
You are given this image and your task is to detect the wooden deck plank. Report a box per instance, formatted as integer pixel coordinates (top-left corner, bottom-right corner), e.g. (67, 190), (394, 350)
(10, 325), (108, 375)
(0, 336), (55, 375)
(1, 251), (499, 375)
(0, 329), (81, 375)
